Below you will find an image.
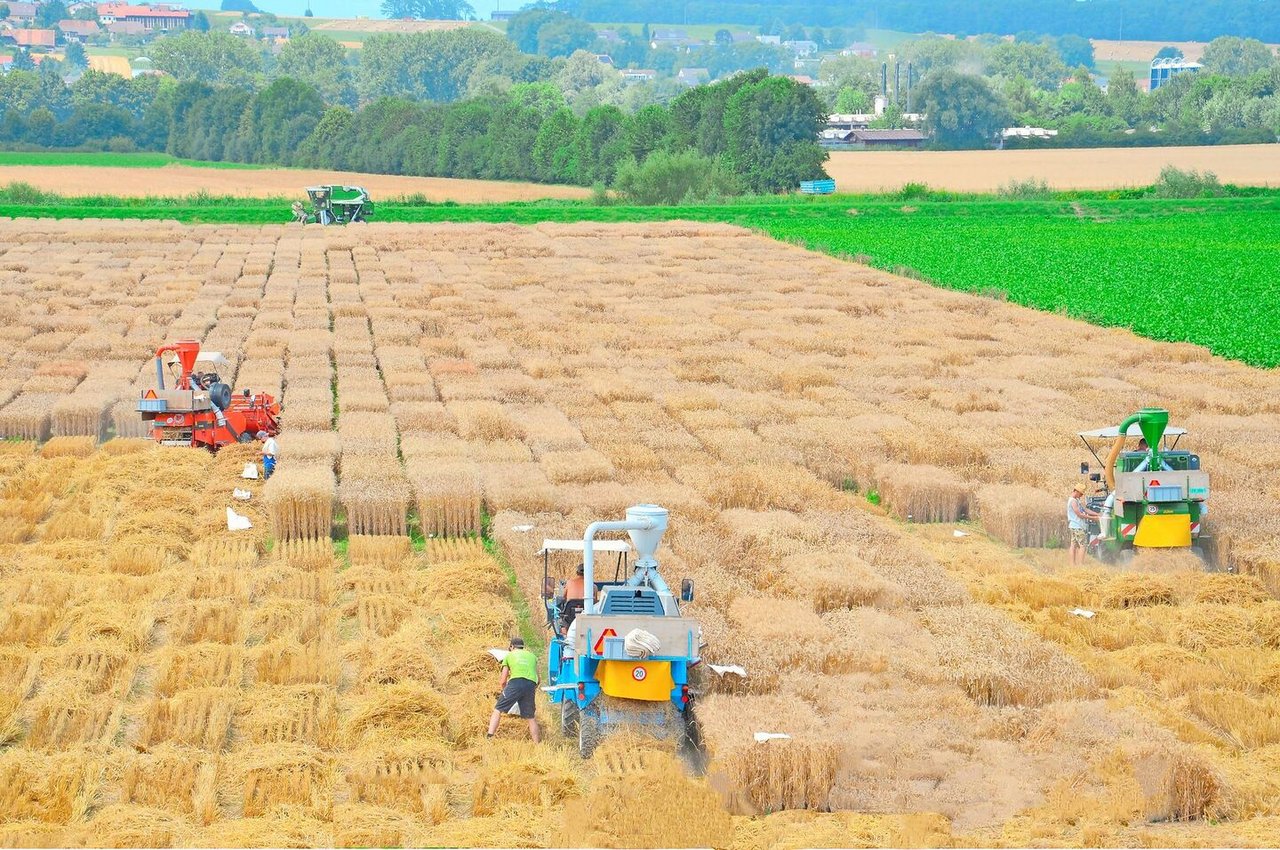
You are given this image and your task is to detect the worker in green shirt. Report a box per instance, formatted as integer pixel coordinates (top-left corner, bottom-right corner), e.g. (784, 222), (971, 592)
(487, 636), (542, 742)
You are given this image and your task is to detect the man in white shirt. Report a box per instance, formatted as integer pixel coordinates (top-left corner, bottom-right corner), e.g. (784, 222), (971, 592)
(257, 431), (278, 479)
(1067, 483), (1099, 566)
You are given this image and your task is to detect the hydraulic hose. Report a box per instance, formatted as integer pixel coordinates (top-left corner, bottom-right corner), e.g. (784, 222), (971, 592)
(1105, 413), (1142, 492)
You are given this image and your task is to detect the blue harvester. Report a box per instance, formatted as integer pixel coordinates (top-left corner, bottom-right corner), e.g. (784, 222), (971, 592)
(542, 504), (701, 758)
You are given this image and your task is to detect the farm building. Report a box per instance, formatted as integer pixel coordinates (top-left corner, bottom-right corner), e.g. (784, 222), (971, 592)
(105, 19), (145, 34)
(676, 67), (710, 86)
(822, 127), (928, 149)
(784, 39), (818, 56)
(57, 19), (103, 41)
(3, 1), (38, 19)
(96, 2), (190, 30)
(1150, 57), (1201, 90)
(843, 41), (878, 57)
(1002, 126), (1059, 140)
(3, 28), (55, 48)
(650, 27), (690, 46)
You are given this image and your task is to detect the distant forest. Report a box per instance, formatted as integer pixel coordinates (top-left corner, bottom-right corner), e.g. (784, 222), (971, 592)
(556, 0), (1280, 43)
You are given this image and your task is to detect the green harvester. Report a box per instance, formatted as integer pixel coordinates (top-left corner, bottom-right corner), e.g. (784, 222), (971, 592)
(291, 186), (373, 225)
(1078, 407), (1213, 566)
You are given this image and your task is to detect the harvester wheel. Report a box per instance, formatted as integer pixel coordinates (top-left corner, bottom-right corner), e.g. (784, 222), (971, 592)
(561, 699), (579, 737)
(578, 704), (602, 759)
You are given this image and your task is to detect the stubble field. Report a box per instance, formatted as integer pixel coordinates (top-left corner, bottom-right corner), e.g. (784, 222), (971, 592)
(0, 165), (591, 203)
(824, 144), (1280, 191)
(1, 219), (1279, 847)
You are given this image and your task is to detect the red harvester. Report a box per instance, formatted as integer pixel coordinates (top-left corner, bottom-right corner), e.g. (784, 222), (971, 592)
(136, 340), (280, 450)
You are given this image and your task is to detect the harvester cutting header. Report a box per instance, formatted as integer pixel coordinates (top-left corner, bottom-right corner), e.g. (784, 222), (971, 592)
(136, 340), (279, 450)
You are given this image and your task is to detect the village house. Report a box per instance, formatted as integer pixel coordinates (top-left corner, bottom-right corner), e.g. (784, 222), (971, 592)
(620, 68), (657, 83)
(3, 28), (56, 48)
(2, 1), (38, 21)
(57, 19), (103, 42)
(676, 67), (709, 86)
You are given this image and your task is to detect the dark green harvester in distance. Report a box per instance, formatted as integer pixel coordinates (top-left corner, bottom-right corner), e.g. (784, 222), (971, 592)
(292, 186), (374, 225)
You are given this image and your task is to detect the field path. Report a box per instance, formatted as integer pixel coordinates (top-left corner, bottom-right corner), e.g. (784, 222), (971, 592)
(825, 144), (1280, 191)
(0, 163), (591, 202)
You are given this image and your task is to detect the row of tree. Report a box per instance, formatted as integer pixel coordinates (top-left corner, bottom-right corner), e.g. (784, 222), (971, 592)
(555, 0), (1280, 44)
(0, 66), (829, 199)
(819, 34), (1280, 147)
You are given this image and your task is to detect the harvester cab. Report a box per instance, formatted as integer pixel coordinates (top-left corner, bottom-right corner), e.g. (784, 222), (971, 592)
(1078, 407), (1212, 566)
(136, 340), (280, 450)
(292, 185), (373, 225)
(543, 505), (703, 759)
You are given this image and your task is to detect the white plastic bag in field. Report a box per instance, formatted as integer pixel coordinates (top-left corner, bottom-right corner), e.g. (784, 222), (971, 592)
(232, 488), (252, 501)
(241, 463), (259, 479)
(226, 507), (252, 531)
(753, 732), (792, 743)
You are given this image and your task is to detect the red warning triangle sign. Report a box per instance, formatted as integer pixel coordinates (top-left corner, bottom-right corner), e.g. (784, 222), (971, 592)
(1148, 479), (1161, 486)
(593, 628), (617, 655)
(143, 389), (157, 399)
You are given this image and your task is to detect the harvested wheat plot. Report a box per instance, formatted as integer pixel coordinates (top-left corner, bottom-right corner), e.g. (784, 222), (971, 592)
(0, 219), (1277, 848)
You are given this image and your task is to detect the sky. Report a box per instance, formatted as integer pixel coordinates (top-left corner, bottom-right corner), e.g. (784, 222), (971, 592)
(253, 0), (506, 20)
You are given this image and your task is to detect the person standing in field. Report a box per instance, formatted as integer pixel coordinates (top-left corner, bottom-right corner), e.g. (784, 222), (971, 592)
(257, 430), (278, 479)
(1067, 483), (1099, 566)
(488, 637), (542, 742)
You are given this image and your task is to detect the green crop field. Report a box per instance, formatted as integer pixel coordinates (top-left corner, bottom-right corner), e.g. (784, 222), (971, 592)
(0, 152), (262, 169)
(1, 186), (1274, 366)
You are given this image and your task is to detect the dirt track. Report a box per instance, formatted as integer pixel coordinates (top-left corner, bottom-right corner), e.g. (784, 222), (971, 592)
(0, 164), (592, 202)
(825, 144), (1280, 191)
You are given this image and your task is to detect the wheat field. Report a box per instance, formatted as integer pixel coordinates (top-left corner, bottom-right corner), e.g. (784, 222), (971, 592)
(0, 219), (1278, 847)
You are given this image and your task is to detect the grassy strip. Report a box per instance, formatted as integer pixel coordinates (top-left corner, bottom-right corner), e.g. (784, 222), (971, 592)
(485, 537), (545, 654)
(0, 151), (263, 169)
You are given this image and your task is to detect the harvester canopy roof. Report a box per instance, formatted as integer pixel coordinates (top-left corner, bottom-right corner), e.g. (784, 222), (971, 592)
(539, 539), (632, 555)
(164, 350), (231, 369)
(1079, 424), (1187, 438)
